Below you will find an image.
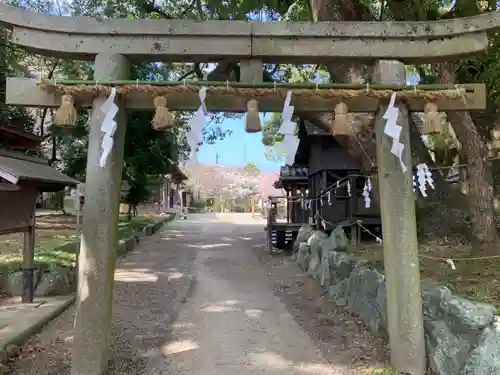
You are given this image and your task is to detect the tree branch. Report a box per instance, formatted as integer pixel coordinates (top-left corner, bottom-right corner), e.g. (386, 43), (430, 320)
(139, 1), (173, 18)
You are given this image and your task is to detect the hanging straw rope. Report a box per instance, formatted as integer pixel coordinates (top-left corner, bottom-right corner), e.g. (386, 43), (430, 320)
(37, 79), (470, 102)
(54, 94), (77, 126)
(152, 96), (174, 130)
(423, 102), (441, 134)
(332, 102), (349, 136)
(245, 99), (262, 133)
(38, 79), (472, 127)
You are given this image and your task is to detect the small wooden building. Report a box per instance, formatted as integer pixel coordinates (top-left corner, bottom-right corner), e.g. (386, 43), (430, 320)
(0, 125), (79, 302)
(295, 120), (381, 233)
(160, 164), (193, 212)
(268, 165), (309, 248)
(266, 120), (381, 252)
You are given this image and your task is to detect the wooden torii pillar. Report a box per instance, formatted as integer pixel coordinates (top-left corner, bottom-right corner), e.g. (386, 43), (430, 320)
(0, 5), (492, 374)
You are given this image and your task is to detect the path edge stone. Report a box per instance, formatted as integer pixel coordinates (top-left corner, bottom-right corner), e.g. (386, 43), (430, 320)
(0, 296), (75, 374)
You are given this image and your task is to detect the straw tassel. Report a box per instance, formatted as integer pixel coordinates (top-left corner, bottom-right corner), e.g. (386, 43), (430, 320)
(423, 102), (441, 134)
(152, 96), (174, 131)
(54, 94), (77, 126)
(245, 99), (262, 133)
(332, 102), (349, 136)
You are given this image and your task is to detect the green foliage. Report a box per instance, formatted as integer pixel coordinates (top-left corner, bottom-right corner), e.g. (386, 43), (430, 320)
(53, 114), (90, 178)
(0, 29), (36, 150)
(123, 172), (150, 207)
(370, 365), (400, 375)
(458, 32), (500, 104)
(262, 113), (283, 146)
(243, 163), (260, 175)
(190, 199), (208, 209)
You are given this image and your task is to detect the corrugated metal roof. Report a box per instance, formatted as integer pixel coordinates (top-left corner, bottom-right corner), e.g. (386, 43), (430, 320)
(0, 150), (79, 187)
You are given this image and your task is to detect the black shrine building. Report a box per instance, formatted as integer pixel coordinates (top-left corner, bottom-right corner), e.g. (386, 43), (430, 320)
(266, 120), (381, 252)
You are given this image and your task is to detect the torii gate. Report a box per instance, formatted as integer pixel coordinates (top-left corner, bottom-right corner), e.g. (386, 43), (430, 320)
(0, 5), (496, 374)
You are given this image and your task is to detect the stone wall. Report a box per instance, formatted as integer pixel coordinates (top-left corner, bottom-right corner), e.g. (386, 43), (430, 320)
(293, 225), (500, 375)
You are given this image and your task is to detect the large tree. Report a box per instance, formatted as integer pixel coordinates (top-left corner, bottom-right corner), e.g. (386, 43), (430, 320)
(258, 0), (498, 248)
(11, 0), (500, 248)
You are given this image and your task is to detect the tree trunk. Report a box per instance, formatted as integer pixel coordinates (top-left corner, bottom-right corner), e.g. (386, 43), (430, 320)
(305, 0), (471, 242)
(437, 63), (498, 250)
(459, 71), (500, 222)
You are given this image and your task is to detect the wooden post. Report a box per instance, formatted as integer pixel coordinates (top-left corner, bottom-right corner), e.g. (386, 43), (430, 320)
(240, 59), (263, 83)
(22, 207), (35, 303)
(161, 177), (168, 212)
(71, 53), (130, 375)
(373, 60), (425, 375)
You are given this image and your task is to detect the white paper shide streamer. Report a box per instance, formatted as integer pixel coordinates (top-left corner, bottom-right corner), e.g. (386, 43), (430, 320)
(99, 87), (118, 168)
(279, 91), (296, 134)
(284, 134), (299, 165)
(383, 92), (407, 172)
(186, 87), (207, 161)
(279, 91), (299, 165)
(415, 163), (435, 197)
(362, 177), (372, 208)
(446, 258), (456, 270)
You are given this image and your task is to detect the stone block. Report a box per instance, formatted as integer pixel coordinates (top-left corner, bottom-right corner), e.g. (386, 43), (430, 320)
(296, 243), (311, 271)
(460, 319), (500, 375)
(292, 224), (314, 253)
(5, 272), (24, 297)
(35, 266), (75, 297)
(321, 231), (337, 254)
(117, 240), (127, 255)
(5, 269), (42, 297)
(307, 248), (321, 279)
(375, 280), (388, 331)
(332, 227), (348, 251)
(330, 251), (357, 284)
(307, 231), (326, 279)
(424, 320), (473, 375)
(319, 250), (333, 289)
(125, 237), (134, 252)
(143, 225), (154, 236)
(296, 228), (500, 374)
(422, 282), (496, 333)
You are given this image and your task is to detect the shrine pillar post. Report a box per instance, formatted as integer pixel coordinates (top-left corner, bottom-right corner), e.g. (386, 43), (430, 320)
(71, 53), (130, 375)
(162, 176), (169, 212)
(373, 60), (425, 375)
(22, 203), (36, 303)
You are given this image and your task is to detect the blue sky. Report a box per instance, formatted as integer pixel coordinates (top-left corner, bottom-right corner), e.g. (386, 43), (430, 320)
(197, 71), (421, 171)
(197, 113), (283, 171)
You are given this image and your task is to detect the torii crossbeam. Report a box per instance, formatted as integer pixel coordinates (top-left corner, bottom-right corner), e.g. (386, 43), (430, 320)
(0, 4), (495, 375)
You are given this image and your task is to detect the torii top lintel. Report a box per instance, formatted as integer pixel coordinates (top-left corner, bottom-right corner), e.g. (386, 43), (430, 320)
(1, 4), (499, 63)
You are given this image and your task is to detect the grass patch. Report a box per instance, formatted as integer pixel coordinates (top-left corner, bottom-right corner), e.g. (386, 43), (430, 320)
(370, 365), (400, 375)
(349, 240), (500, 308)
(118, 214), (155, 238)
(0, 214), (159, 273)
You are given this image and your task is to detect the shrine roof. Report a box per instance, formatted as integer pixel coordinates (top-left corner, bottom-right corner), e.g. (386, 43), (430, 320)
(0, 125), (42, 149)
(279, 166), (309, 179)
(169, 164), (188, 182)
(0, 150), (79, 191)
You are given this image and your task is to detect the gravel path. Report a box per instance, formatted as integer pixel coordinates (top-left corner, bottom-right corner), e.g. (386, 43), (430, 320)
(253, 246), (390, 373)
(8, 218), (198, 375)
(8, 213), (389, 374)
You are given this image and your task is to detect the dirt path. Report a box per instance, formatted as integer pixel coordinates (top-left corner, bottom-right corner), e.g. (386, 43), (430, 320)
(8, 213), (389, 374)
